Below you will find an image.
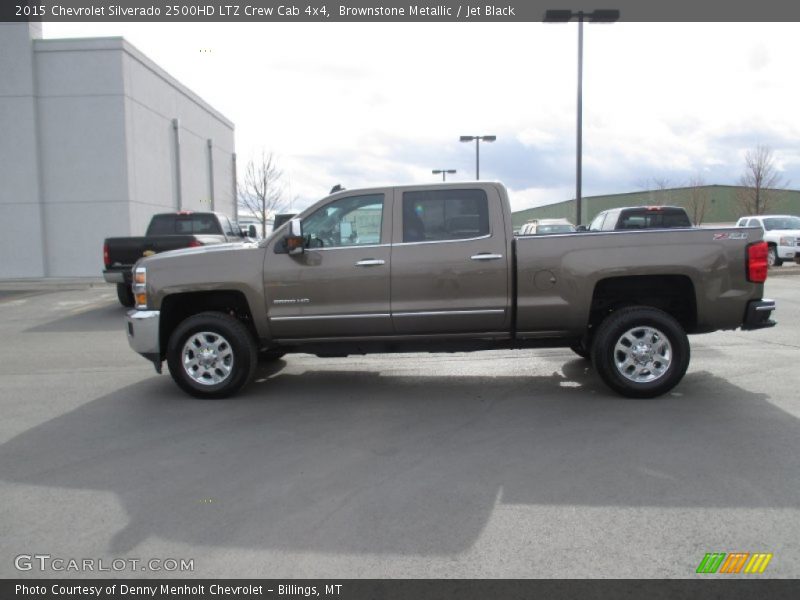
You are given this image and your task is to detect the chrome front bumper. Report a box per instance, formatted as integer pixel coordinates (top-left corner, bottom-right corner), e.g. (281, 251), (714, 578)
(126, 309), (162, 372)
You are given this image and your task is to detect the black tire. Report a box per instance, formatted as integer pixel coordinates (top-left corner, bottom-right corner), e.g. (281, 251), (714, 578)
(116, 283), (135, 308)
(767, 246), (783, 267)
(569, 341), (591, 360)
(166, 311), (257, 399)
(591, 306), (690, 399)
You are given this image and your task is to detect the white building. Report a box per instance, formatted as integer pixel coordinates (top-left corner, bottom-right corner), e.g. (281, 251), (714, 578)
(0, 23), (236, 278)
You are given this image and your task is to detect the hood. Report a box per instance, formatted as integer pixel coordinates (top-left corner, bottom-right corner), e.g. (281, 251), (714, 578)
(140, 241), (259, 268)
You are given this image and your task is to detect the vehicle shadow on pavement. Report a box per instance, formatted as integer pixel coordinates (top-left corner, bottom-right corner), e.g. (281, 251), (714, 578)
(1, 363), (797, 558)
(25, 304), (127, 333)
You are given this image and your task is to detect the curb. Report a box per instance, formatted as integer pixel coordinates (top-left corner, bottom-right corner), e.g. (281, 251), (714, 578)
(0, 278), (106, 291)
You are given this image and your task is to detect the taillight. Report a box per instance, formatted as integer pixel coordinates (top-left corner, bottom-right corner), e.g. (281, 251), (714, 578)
(188, 240), (205, 248)
(103, 243), (110, 268)
(747, 241), (768, 283)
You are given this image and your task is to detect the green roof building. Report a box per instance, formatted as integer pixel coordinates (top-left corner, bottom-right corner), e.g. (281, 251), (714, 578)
(512, 185), (800, 228)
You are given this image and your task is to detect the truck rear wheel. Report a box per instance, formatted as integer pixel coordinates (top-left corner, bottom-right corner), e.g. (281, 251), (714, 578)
(116, 283), (135, 307)
(166, 311), (257, 399)
(591, 306), (690, 398)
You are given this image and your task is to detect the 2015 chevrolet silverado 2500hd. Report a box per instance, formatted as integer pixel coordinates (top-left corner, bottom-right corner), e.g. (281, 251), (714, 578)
(124, 182), (776, 399)
(103, 211), (247, 307)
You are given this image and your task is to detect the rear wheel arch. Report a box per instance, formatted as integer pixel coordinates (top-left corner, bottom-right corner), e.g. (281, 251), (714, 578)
(588, 274), (698, 334)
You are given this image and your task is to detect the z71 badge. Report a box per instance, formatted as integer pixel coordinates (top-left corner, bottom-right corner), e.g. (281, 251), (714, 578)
(713, 232), (749, 240)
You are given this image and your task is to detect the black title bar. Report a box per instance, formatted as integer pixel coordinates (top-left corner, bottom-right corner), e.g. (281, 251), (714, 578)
(4, 0), (800, 22)
(4, 579), (800, 600)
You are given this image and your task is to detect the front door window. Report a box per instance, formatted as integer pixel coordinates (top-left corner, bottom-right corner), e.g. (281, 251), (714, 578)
(302, 194), (384, 248)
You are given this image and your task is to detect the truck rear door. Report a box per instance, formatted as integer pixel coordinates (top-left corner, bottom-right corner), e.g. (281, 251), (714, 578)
(390, 185), (511, 334)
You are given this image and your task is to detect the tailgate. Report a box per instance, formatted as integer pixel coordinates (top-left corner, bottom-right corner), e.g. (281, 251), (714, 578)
(105, 236), (200, 267)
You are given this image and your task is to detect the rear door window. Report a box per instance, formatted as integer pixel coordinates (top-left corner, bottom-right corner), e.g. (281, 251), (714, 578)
(402, 189), (490, 242)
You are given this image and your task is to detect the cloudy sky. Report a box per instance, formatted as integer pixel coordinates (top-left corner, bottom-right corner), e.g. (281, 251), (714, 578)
(44, 22), (800, 212)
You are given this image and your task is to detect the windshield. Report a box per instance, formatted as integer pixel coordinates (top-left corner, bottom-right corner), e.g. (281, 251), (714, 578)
(762, 217), (800, 231)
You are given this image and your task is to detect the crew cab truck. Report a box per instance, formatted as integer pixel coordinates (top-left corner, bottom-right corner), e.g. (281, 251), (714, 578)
(735, 214), (800, 267)
(125, 183), (775, 400)
(103, 211), (246, 307)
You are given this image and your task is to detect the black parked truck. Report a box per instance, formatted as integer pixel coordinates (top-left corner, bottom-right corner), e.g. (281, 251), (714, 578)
(103, 211), (248, 307)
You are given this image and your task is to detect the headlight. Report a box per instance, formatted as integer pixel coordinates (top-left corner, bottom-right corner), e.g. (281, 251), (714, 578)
(133, 266), (148, 309)
(779, 236), (796, 246)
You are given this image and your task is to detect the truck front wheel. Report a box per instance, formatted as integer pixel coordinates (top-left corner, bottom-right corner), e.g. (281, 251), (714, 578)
(591, 306), (690, 398)
(767, 246), (783, 267)
(116, 283), (135, 307)
(166, 311), (257, 399)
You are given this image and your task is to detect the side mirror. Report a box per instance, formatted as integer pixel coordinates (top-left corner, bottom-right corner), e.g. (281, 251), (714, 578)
(576, 225), (588, 232)
(285, 218), (304, 255)
(248, 224), (257, 238)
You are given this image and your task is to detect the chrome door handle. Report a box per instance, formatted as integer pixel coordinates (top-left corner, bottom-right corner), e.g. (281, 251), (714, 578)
(355, 259), (386, 266)
(470, 253), (503, 261)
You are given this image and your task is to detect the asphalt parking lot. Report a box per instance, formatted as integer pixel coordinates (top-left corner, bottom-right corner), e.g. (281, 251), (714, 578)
(1, 268), (799, 579)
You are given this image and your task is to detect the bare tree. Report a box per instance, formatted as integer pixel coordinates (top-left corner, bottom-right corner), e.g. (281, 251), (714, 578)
(636, 176), (673, 205)
(736, 145), (787, 215)
(686, 175), (710, 225)
(238, 150), (287, 237)
(650, 177), (673, 206)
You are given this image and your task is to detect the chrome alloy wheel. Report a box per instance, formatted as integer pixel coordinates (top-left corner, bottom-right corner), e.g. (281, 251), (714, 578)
(182, 331), (234, 386)
(613, 326), (672, 383)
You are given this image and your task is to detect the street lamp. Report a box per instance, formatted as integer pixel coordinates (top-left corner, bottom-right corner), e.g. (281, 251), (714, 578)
(432, 169), (457, 181)
(459, 135), (496, 180)
(544, 8), (619, 225)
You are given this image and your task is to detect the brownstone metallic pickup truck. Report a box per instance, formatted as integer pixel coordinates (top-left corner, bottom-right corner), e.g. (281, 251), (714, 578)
(125, 182), (775, 399)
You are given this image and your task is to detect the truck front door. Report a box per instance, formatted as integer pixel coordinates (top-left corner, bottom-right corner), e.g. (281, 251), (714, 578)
(264, 191), (392, 339)
(390, 186), (511, 334)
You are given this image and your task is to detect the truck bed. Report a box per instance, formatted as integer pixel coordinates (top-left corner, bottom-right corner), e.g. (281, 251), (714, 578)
(513, 227), (761, 337)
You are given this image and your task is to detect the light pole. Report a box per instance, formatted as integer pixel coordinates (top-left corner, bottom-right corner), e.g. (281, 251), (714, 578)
(544, 8), (619, 225)
(459, 135), (496, 180)
(432, 169), (457, 181)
